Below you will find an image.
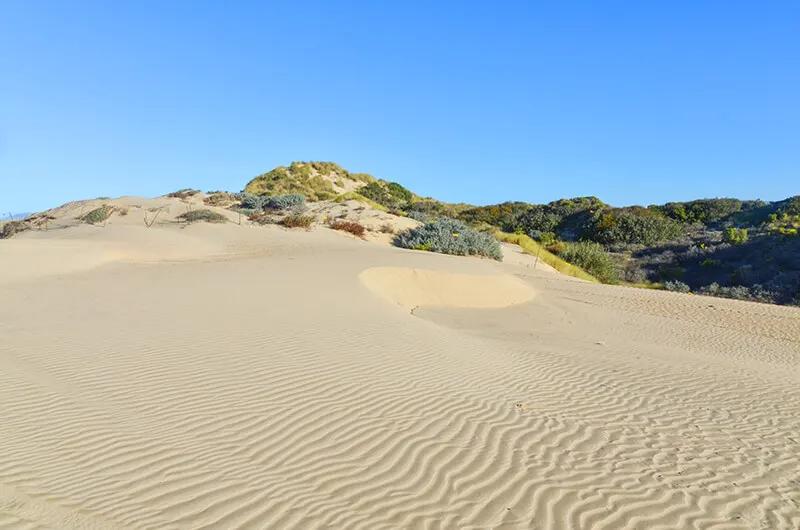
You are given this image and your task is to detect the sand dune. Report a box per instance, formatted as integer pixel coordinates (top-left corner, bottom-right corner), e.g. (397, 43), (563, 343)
(1, 201), (799, 529)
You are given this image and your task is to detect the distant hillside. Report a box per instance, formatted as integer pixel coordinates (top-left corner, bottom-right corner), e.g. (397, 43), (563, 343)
(241, 161), (799, 306)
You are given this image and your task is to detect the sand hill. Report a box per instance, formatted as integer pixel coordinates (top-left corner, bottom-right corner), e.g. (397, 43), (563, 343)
(1, 192), (799, 529)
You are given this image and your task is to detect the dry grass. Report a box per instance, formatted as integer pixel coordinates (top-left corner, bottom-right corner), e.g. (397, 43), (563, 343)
(167, 189), (200, 199)
(330, 220), (366, 238)
(281, 213), (315, 228)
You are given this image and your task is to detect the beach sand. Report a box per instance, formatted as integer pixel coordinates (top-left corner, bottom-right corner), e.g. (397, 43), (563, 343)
(1, 199), (799, 529)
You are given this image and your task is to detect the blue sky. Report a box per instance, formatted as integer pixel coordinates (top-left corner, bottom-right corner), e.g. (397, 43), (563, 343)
(1, 1), (798, 213)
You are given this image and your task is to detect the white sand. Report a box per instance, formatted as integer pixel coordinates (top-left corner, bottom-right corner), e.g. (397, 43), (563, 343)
(1, 197), (799, 529)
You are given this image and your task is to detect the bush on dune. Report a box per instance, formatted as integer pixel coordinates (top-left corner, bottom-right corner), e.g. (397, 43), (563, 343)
(177, 210), (228, 223)
(330, 219), (367, 238)
(281, 213), (315, 228)
(1, 220), (29, 239)
(80, 205), (114, 225)
(394, 219), (502, 260)
(553, 241), (619, 284)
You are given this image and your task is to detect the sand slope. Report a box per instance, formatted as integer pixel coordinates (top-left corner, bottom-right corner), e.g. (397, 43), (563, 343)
(1, 207), (799, 529)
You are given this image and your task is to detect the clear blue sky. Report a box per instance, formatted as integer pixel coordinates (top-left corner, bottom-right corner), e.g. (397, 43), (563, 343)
(1, 1), (798, 213)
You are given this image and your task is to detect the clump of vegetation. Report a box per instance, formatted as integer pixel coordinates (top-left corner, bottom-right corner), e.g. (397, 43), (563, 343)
(177, 210), (228, 223)
(358, 181), (413, 211)
(332, 192), (390, 212)
(697, 283), (776, 304)
(394, 219), (502, 261)
(244, 161), (369, 201)
(552, 241), (619, 284)
(723, 227), (749, 244)
(1, 220), (29, 239)
(265, 194), (305, 210)
(330, 220), (366, 238)
(281, 213), (315, 228)
(664, 280), (692, 293)
(204, 192), (237, 207)
(167, 189), (200, 199)
(495, 232), (599, 282)
(80, 205), (114, 225)
(379, 223), (395, 234)
(247, 212), (274, 225)
(586, 208), (683, 246)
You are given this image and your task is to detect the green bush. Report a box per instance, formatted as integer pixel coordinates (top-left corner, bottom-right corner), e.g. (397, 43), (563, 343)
(587, 210), (683, 246)
(554, 241), (619, 283)
(722, 227), (749, 244)
(664, 280), (691, 293)
(1, 220), (29, 239)
(358, 181), (413, 211)
(177, 210), (228, 223)
(394, 219), (502, 260)
(265, 194), (305, 210)
(81, 206), (114, 224)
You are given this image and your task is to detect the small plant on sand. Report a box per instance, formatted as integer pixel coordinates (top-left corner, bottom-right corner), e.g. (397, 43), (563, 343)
(1, 220), (29, 239)
(167, 189), (200, 199)
(80, 205), (114, 225)
(330, 219), (367, 238)
(248, 212), (277, 225)
(379, 223), (395, 234)
(394, 219), (502, 260)
(177, 210), (228, 223)
(281, 213), (315, 228)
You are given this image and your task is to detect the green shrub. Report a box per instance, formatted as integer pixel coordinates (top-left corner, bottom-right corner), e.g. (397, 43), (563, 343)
(177, 210), (228, 223)
(81, 206), (114, 224)
(587, 209), (683, 246)
(664, 280), (691, 293)
(238, 192), (268, 211)
(394, 219), (502, 260)
(265, 194), (305, 210)
(1, 220), (29, 239)
(281, 213), (315, 228)
(722, 227), (749, 244)
(495, 232), (599, 282)
(698, 283), (776, 303)
(554, 241), (619, 283)
(358, 181), (413, 211)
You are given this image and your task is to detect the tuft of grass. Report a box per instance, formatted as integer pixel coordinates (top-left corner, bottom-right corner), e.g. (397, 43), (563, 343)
(379, 223), (395, 234)
(177, 210), (228, 223)
(495, 232), (599, 282)
(80, 205), (114, 225)
(281, 213), (315, 228)
(330, 219), (366, 238)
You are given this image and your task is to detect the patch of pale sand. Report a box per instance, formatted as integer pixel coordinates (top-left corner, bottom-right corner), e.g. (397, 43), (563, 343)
(359, 266), (535, 310)
(0, 227), (799, 529)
